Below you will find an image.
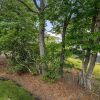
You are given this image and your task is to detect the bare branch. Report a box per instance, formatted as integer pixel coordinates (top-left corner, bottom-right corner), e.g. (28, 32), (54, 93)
(18, 0), (38, 14)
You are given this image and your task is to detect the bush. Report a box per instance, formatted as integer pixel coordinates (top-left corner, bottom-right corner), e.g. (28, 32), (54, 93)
(0, 21), (39, 74)
(42, 55), (60, 83)
(11, 64), (28, 74)
(43, 69), (59, 83)
(65, 61), (74, 69)
(28, 66), (38, 75)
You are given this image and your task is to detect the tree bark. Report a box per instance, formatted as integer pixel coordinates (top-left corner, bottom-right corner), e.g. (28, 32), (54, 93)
(39, 0), (45, 57)
(39, 15), (45, 57)
(59, 12), (72, 78)
(39, 0), (48, 75)
(79, 49), (91, 87)
(32, 0), (45, 57)
(33, 0), (47, 74)
(59, 18), (68, 78)
(86, 53), (97, 90)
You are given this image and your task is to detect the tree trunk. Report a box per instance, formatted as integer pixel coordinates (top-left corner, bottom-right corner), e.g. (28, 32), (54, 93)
(86, 53), (97, 90)
(39, 18), (45, 57)
(59, 18), (68, 78)
(79, 49), (90, 87)
(38, 0), (48, 75)
(59, 11), (72, 78)
(39, 0), (45, 57)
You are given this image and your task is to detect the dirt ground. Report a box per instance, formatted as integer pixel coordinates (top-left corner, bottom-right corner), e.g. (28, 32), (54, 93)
(0, 67), (99, 100)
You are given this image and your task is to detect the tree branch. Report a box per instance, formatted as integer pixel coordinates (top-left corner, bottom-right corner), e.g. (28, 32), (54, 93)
(18, 0), (38, 14)
(32, 0), (40, 11)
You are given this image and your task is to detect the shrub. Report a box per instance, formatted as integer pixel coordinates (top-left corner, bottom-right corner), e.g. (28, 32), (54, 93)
(42, 55), (60, 83)
(11, 64), (28, 74)
(43, 69), (59, 83)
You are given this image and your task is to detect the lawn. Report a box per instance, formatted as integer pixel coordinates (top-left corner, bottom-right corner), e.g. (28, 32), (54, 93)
(0, 80), (34, 100)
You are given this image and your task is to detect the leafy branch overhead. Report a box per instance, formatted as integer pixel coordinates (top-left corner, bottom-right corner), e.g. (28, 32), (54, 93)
(18, 0), (39, 14)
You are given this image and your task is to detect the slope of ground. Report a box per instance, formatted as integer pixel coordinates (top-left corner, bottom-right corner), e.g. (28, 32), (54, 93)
(0, 68), (99, 100)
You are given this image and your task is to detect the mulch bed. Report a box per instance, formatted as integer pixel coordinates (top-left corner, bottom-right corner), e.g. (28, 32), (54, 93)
(0, 68), (99, 100)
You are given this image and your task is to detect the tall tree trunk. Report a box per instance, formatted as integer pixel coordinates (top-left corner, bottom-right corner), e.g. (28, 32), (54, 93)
(39, 14), (45, 57)
(39, 0), (45, 57)
(59, 11), (72, 78)
(59, 18), (68, 78)
(33, 0), (46, 57)
(33, 0), (47, 74)
(39, 0), (48, 75)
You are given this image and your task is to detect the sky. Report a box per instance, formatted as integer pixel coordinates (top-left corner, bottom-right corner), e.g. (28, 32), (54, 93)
(36, 0), (53, 31)
(45, 21), (53, 31)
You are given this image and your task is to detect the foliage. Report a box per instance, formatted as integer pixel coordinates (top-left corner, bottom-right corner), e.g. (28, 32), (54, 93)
(42, 58), (60, 83)
(0, 25), (38, 73)
(10, 64), (28, 74)
(0, 0), (39, 73)
(42, 43), (60, 82)
(66, 0), (100, 58)
(0, 0), (99, 87)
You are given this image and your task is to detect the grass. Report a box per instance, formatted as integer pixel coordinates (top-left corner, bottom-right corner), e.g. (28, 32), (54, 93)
(0, 80), (34, 100)
(66, 56), (100, 79)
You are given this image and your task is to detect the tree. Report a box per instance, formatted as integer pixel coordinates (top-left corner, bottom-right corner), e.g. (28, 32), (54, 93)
(86, 6), (100, 90)
(66, 0), (100, 90)
(46, 0), (83, 78)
